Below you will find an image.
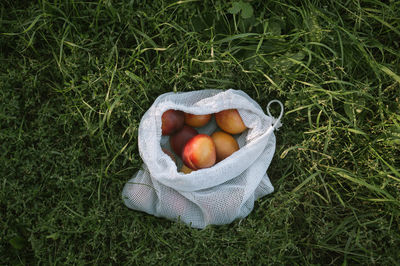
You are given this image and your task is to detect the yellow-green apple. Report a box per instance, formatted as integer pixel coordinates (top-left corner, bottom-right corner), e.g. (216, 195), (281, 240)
(184, 113), (212, 128)
(211, 131), (239, 162)
(215, 109), (246, 134)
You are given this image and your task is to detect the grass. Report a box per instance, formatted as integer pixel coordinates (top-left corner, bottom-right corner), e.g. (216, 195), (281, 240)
(1, 0), (399, 264)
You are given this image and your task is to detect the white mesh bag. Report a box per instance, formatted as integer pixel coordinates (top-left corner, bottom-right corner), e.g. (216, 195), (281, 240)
(122, 89), (283, 229)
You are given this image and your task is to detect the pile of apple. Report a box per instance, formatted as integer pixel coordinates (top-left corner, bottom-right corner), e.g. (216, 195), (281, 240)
(161, 108), (247, 174)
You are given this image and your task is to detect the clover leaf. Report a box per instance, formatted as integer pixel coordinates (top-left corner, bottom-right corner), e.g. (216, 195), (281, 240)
(228, 1), (254, 19)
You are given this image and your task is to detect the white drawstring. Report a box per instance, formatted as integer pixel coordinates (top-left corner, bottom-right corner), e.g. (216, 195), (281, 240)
(266, 100), (284, 130)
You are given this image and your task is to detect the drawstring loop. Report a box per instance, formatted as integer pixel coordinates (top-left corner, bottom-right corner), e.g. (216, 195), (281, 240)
(266, 100), (284, 130)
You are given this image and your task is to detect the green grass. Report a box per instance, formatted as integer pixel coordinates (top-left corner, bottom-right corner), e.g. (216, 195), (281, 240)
(1, 0), (400, 264)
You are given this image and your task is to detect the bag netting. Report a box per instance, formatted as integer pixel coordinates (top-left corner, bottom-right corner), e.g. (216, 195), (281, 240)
(122, 89), (283, 228)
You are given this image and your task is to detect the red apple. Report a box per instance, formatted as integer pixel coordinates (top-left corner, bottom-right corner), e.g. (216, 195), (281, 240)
(161, 109), (184, 135)
(211, 131), (239, 162)
(182, 134), (216, 170)
(184, 113), (212, 127)
(169, 125), (198, 157)
(215, 109), (247, 134)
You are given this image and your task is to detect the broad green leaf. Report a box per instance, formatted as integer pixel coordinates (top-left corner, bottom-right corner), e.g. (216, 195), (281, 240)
(227, 1), (254, 19)
(269, 22), (282, 35)
(240, 2), (254, 19)
(228, 2), (241, 14)
(9, 236), (26, 250)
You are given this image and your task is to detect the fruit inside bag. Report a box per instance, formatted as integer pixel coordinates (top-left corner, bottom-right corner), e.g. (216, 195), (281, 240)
(122, 89), (283, 228)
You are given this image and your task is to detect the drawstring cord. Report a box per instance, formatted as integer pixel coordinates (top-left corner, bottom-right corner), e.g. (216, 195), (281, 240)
(266, 100), (284, 130)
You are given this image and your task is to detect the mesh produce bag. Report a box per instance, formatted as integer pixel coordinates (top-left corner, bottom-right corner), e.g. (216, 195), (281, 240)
(122, 89), (283, 228)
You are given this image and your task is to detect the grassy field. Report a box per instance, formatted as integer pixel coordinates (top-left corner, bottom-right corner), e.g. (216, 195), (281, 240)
(1, 0), (400, 264)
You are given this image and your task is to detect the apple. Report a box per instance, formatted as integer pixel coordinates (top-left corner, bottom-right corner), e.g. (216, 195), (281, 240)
(211, 131), (239, 162)
(169, 125), (198, 157)
(215, 109), (247, 134)
(161, 109), (184, 135)
(184, 113), (212, 128)
(182, 134), (216, 170)
(180, 164), (193, 174)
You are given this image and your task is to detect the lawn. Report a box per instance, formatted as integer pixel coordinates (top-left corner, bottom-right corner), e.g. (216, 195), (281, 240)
(1, 0), (399, 264)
